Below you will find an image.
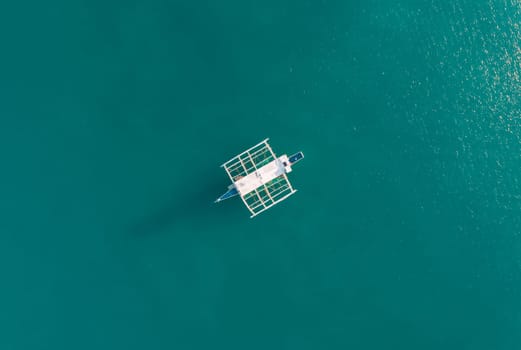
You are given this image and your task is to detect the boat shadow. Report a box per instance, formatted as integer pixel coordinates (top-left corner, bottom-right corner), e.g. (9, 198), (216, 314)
(129, 175), (233, 236)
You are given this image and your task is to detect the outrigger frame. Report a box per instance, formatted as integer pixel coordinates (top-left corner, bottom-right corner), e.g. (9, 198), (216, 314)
(220, 138), (297, 218)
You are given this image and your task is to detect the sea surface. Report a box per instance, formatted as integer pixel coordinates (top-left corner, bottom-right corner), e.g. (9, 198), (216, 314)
(1, 1), (521, 349)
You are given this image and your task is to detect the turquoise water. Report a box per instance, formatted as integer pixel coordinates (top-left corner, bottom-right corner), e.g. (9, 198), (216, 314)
(1, 1), (521, 349)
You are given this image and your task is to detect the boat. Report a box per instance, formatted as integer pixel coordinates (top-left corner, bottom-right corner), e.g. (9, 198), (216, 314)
(215, 138), (304, 218)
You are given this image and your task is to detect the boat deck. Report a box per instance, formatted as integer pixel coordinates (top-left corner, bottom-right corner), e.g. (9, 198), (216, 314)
(234, 156), (288, 196)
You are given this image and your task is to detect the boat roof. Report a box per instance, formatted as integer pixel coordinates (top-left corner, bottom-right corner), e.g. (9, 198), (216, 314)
(221, 138), (297, 217)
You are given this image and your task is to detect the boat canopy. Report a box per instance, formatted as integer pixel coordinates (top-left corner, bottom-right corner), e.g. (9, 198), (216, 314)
(221, 139), (297, 217)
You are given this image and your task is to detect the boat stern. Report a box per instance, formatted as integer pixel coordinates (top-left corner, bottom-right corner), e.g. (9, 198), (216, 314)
(288, 151), (304, 164)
